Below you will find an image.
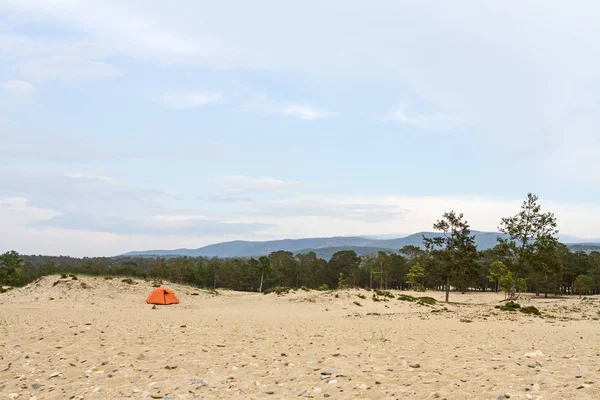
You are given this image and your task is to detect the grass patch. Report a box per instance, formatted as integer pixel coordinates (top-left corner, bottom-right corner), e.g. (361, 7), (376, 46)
(375, 290), (395, 299)
(264, 286), (292, 295)
(495, 301), (541, 316)
(520, 305), (541, 315)
(397, 293), (437, 306)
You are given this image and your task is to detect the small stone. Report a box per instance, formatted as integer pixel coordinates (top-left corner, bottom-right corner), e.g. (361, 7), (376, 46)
(526, 394), (533, 399)
(532, 383), (540, 391)
(327, 379), (337, 384)
(497, 395), (507, 400)
(527, 364), (536, 368)
(8, 394), (19, 400)
(409, 363), (421, 368)
(49, 372), (61, 378)
(31, 383), (41, 390)
(298, 389), (308, 396)
(191, 378), (201, 385)
(576, 375), (583, 378)
(137, 354), (145, 360)
(314, 388), (322, 393)
(324, 395), (331, 398)
(102, 361), (108, 366)
(265, 391), (275, 395)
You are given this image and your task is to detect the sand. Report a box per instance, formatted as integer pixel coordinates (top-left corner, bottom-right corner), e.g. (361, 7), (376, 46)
(1, 276), (599, 400)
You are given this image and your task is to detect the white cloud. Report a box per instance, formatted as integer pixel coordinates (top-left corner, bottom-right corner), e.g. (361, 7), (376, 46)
(0, 80), (35, 107)
(281, 105), (335, 120)
(241, 94), (334, 120)
(212, 175), (298, 193)
(14, 56), (122, 82)
(386, 105), (462, 131)
(159, 92), (223, 109)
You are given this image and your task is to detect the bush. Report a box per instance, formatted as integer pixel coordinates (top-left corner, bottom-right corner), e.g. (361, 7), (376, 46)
(357, 293), (366, 299)
(520, 306), (541, 315)
(417, 296), (437, 306)
(300, 286), (310, 292)
(60, 274), (67, 279)
(397, 294), (437, 306)
(264, 286), (291, 295)
(375, 290), (395, 299)
(495, 301), (521, 312)
(317, 284), (329, 291)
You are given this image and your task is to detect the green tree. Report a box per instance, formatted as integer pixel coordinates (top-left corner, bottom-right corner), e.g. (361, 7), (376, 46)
(327, 250), (361, 288)
(573, 274), (594, 298)
(0, 250), (23, 286)
(257, 255), (271, 292)
(423, 210), (479, 302)
(498, 193), (559, 297)
(498, 271), (526, 298)
(406, 262), (425, 290)
(487, 261), (508, 292)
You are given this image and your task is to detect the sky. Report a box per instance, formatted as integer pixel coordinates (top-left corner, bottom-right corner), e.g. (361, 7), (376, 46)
(2, 1), (600, 257)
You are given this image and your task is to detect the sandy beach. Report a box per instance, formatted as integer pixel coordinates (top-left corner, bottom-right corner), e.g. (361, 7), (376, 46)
(1, 276), (599, 400)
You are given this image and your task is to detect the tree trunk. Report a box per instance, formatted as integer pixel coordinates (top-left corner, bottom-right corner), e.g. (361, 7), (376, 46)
(259, 270), (264, 293)
(445, 275), (450, 303)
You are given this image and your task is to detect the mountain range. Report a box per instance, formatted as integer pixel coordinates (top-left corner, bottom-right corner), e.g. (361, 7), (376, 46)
(119, 231), (598, 259)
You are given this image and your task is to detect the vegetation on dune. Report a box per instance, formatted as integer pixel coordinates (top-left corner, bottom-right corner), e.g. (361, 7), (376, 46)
(495, 301), (541, 316)
(1, 194), (600, 302)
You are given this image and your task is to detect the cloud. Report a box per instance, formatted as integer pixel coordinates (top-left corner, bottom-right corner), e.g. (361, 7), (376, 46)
(33, 212), (271, 236)
(0, 167), (166, 218)
(158, 92), (223, 109)
(243, 199), (407, 223)
(386, 105), (460, 131)
(280, 105), (335, 120)
(0, 118), (227, 162)
(212, 175), (299, 194)
(241, 94), (334, 120)
(14, 56), (122, 82)
(0, 80), (35, 107)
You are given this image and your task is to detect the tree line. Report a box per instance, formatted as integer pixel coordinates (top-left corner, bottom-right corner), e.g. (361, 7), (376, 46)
(1, 194), (599, 300)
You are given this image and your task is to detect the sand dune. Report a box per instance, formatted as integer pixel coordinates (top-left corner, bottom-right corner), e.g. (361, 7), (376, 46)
(1, 276), (599, 399)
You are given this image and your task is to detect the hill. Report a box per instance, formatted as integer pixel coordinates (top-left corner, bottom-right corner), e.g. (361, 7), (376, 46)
(121, 230), (512, 259)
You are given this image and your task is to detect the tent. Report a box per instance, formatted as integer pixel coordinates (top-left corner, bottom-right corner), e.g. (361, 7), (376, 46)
(146, 287), (180, 305)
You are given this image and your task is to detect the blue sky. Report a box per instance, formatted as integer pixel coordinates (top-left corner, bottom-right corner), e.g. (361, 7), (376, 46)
(2, 1), (600, 256)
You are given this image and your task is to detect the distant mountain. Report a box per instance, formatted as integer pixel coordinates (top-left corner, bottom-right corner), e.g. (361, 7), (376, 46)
(121, 231), (600, 260)
(120, 230), (510, 259)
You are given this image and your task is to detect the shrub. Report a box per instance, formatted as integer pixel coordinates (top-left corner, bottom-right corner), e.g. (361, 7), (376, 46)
(495, 301), (521, 312)
(375, 290), (395, 298)
(520, 306), (541, 315)
(357, 293), (366, 299)
(317, 284), (329, 291)
(264, 286), (291, 295)
(417, 296), (437, 306)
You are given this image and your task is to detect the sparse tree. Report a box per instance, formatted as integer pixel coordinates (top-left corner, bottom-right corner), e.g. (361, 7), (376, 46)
(498, 193), (559, 297)
(0, 250), (22, 286)
(573, 274), (594, 298)
(406, 262), (426, 291)
(423, 211), (479, 302)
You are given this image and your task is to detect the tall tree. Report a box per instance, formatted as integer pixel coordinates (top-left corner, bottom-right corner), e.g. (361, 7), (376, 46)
(0, 250), (22, 286)
(257, 255), (271, 292)
(498, 193), (559, 297)
(423, 211), (479, 302)
(327, 250), (361, 288)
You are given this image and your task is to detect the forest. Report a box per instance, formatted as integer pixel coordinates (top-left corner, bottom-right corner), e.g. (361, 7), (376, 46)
(2, 193), (599, 300)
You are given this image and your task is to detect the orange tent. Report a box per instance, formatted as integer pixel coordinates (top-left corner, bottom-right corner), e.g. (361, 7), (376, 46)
(146, 287), (179, 305)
